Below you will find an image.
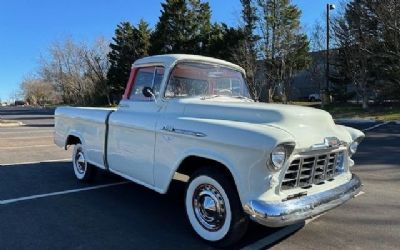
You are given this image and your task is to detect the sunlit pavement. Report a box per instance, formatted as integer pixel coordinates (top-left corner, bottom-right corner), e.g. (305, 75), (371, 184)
(0, 107), (399, 249)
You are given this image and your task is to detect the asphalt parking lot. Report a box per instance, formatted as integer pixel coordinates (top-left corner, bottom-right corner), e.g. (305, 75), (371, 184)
(0, 107), (399, 249)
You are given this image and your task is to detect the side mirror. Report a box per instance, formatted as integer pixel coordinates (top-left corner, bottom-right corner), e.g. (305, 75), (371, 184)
(142, 87), (154, 98)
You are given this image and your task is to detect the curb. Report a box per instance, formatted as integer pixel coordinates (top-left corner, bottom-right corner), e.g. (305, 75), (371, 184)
(334, 118), (380, 124)
(0, 121), (24, 127)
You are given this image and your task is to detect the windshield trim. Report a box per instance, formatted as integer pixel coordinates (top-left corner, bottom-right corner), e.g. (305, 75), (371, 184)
(161, 60), (252, 102)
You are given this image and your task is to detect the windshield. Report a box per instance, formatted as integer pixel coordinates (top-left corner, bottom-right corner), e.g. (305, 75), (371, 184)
(164, 62), (253, 101)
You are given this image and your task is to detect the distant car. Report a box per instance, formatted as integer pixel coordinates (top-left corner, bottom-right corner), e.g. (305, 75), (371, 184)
(309, 93), (321, 102)
(14, 100), (26, 106)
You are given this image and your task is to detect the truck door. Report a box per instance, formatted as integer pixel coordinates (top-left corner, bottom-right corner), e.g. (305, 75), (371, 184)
(107, 66), (164, 186)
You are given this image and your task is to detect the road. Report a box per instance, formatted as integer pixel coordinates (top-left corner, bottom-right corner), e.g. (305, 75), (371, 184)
(0, 106), (399, 249)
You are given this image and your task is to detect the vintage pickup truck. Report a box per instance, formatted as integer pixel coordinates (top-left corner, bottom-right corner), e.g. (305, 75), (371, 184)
(55, 54), (364, 246)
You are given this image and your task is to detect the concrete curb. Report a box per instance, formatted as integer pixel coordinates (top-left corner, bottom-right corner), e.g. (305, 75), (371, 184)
(334, 118), (380, 124)
(0, 120), (24, 127)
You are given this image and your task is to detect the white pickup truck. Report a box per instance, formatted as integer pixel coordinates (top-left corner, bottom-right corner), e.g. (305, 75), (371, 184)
(55, 54), (364, 247)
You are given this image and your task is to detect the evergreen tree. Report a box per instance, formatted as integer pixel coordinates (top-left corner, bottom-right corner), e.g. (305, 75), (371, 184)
(208, 23), (245, 62)
(107, 21), (151, 102)
(258, 0), (310, 102)
(332, 0), (380, 108)
(235, 0), (260, 98)
(150, 0), (211, 55)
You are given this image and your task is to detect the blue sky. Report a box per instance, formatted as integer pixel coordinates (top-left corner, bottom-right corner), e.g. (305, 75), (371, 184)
(0, 0), (340, 101)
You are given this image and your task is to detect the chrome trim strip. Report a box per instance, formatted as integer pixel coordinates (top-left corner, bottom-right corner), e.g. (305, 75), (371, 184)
(161, 126), (207, 137)
(244, 174), (362, 227)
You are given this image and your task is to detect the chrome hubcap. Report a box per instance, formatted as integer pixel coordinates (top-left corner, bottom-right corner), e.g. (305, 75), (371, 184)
(75, 151), (86, 174)
(193, 184), (226, 231)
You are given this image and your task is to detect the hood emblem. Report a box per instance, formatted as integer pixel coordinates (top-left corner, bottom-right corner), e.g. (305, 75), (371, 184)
(311, 137), (341, 150)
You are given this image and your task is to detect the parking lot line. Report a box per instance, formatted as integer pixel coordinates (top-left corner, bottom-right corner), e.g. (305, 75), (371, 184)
(0, 130), (53, 134)
(0, 144), (54, 150)
(0, 136), (54, 140)
(242, 190), (366, 249)
(0, 182), (129, 205)
(0, 159), (71, 166)
(362, 122), (389, 132)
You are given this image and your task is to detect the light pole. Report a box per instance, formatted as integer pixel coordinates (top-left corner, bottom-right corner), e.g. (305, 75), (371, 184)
(323, 3), (335, 107)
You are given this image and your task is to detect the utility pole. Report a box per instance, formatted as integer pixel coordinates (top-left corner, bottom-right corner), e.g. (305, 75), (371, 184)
(322, 3), (335, 107)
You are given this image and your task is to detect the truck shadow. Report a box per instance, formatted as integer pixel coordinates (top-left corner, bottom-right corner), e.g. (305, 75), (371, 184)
(0, 161), (304, 249)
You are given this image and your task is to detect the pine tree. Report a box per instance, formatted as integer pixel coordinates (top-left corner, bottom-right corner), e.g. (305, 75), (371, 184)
(150, 0), (211, 55)
(236, 0), (260, 98)
(332, 0), (380, 109)
(208, 23), (245, 62)
(258, 0), (310, 102)
(107, 21), (151, 102)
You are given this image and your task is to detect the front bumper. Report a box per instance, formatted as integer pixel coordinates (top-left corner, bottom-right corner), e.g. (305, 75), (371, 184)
(243, 174), (362, 227)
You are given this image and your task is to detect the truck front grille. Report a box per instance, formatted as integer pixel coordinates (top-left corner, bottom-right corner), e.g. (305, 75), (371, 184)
(281, 151), (344, 190)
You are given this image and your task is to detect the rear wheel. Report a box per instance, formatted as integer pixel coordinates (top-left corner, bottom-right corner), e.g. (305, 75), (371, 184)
(185, 167), (248, 247)
(72, 143), (95, 182)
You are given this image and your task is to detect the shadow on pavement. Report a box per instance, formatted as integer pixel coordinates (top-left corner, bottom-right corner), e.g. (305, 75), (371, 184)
(0, 161), (303, 249)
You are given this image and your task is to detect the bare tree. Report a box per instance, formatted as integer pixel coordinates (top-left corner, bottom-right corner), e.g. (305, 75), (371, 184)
(308, 21), (326, 94)
(21, 78), (58, 106)
(38, 37), (110, 105)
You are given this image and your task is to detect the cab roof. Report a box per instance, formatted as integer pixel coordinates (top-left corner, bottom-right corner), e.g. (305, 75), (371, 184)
(132, 54), (245, 74)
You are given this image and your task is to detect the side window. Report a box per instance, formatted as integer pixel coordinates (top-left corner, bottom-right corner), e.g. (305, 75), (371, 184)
(130, 66), (164, 101)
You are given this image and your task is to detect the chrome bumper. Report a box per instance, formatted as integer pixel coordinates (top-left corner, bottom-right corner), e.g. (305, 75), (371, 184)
(243, 174), (362, 227)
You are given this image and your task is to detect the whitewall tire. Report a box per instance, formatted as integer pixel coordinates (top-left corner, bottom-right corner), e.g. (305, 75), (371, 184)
(72, 143), (95, 182)
(185, 168), (248, 247)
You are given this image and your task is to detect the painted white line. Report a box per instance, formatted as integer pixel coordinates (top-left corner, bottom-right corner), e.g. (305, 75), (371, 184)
(1, 158), (71, 166)
(241, 223), (304, 250)
(362, 122), (389, 132)
(0, 182), (129, 205)
(0, 136), (53, 140)
(355, 190), (365, 197)
(0, 144), (54, 150)
(305, 213), (326, 225)
(243, 191), (366, 249)
(0, 130), (53, 134)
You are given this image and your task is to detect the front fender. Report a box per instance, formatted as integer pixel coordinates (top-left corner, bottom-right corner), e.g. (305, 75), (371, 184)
(336, 125), (365, 142)
(153, 121), (295, 205)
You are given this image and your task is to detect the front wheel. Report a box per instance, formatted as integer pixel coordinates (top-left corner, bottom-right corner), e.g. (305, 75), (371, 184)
(72, 143), (95, 182)
(185, 168), (248, 247)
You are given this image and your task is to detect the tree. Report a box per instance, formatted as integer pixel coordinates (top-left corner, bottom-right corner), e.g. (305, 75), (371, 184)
(107, 21), (151, 102)
(208, 23), (245, 62)
(257, 0), (311, 103)
(38, 37), (111, 105)
(332, 0), (380, 109)
(150, 0), (211, 55)
(233, 0), (260, 99)
(308, 21), (326, 96)
(21, 78), (58, 106)
(82, 37), (111, 105)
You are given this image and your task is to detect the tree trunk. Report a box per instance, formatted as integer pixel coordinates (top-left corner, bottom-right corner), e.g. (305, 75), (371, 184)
(362, 88), (369, 110)
(268, 87), (273, 103)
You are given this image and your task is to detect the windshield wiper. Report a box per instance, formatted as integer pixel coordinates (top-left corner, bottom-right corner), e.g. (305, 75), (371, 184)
(200, 95), (220, 100)
(231, 96), (254, 101)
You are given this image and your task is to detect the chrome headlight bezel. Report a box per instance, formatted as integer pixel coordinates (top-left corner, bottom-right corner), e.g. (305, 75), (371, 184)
(268, 143), (295, 172)
(348, 136), (364, 156)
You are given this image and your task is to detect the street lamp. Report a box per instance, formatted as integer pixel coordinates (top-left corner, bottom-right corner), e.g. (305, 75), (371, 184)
(323, 3), (335, 107)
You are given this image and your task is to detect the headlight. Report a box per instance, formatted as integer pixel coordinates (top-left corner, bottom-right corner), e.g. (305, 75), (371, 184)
(270, 146), (286, 171)
(348, 136), (364, 155)
(349, 141), (359, 155)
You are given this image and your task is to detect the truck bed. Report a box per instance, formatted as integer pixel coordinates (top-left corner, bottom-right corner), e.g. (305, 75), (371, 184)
(54, 106), (116, 168)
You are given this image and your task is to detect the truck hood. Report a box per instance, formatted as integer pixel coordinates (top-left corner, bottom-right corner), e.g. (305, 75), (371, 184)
(182, 99), (353, 149)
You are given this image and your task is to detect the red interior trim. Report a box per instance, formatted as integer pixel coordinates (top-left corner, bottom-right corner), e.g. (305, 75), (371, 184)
(123, 68), (138, 99)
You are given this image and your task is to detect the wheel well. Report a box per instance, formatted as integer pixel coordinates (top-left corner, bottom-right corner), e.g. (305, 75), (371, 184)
(65, 135), (81, 149)
(176, 156), (236, 185)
